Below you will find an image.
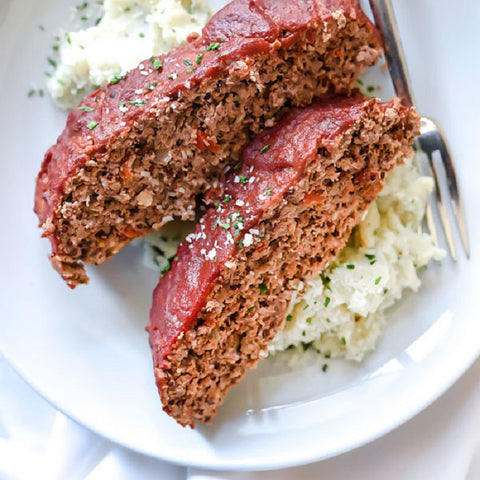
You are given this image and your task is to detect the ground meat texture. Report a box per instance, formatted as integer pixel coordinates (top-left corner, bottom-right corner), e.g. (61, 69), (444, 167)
(34, 0), (382, 288)
(148, 94), (420, 427)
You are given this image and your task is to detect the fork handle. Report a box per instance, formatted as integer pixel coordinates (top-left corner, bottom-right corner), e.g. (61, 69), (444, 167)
(368, 0), (415, 108)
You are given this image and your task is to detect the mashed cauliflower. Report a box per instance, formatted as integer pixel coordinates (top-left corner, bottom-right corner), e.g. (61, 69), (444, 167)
(48, 0), (211, 109)
(268, 158), (445, 360)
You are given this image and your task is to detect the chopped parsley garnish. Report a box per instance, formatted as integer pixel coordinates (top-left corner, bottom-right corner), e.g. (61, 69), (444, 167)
(118, 102), (125, 108)
(206, 42), (220, 51)
(286, 314), (293, 322)
(232, 97), (241, 103)
(222, 195), (231, 203)
(95, 18), (101, 26)
(86, 121), (99, 130)
(260, 145), (270, 154)
(77, 2), (88, 10)
(166, 73), (178, 80)
(146, 82), (158, 90)
(238, 175), (249, 184)
(341, 337), (346, 345)
(247, 306), (255, 312)
(367, 85), (375, 93)
(160, 258), (172, 277)
(150, 57), (163, 70)
(183, 59), (192, 66)
(186, 67), (196, 73)
(52, 45), (59, 52)
(234, 162), (242, 171)
(129, 100), (148, 107)
(357, 79), (364, 86)
(109, 72), (126, 84)
(196, 53), (203, 64)
(375, 276), (382, 285)
(322, 363), (328, 372)
(266, 188), (272, 196)
(78, 106), (94, 112)
(232, 212), (244, 236)
(259, 283), (268, 294)
(324, 297), (330, 307)
(28, 89), (35, 97)
(139, 32), (145, 38)
(80, 16), (88, 21)
(346, 264), (355, 269)
(365, 254), (375, 260)
(47, 57), (57, 68)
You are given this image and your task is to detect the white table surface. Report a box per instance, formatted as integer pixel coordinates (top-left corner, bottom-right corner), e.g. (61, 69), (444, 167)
(1, 353), (479, 480)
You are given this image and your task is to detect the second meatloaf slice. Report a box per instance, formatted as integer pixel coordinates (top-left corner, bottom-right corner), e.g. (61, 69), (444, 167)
(148, 94), (420, 427)
(34, 0), (381, 288)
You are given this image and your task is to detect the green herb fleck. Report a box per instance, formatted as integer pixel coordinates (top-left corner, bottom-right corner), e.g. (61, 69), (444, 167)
(183, 59), (192, 66)
(86, 121), (98, 130)
(77, 2), (88, 10)
(266, 187), (272, 196)
(52, 45), (59, 52)
(341, 337), (346, 345)
(322, 363), (328, 372)
(28, 89), (35, 97)
(80, 15), (88, 21)
(223, 195), (231, 203)
(259, 283), (268, 294)
(346, 264), (355, 270)
(139, 32), (145, 38)
(95, 17), (101, 26)
(129, 100), (148, 107)
(260, 145), (270, 154)
(375, 276), (382, 285)
(166, 73), (178, 80)
(232, 97), (241, 103)
(78, 106), (94, 112)
(109, 72), (126, 84)
(238, 175), (249, 184)
(365, 254), (375, 260)
(247, 306), (255, 312)
(146, 81), (158, 90)
(150, 57), (163, 70)
(195, 53), (203, 64)
(234, 162), (242, 171)
(47, 57), (57, 68)
(286, 314), (293, 322)
(206, 42), (220, 51)
(367, 85), (375, 93)
(186, 67), (196, 73)
(324, 297), (330, 307)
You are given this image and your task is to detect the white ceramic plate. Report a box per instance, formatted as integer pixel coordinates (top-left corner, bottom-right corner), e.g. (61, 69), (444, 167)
(0, 0), (479, 471)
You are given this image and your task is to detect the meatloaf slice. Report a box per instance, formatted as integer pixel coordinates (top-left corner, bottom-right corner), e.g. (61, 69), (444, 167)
(34, 0), (382, 288)
(147, 94), (420, 427)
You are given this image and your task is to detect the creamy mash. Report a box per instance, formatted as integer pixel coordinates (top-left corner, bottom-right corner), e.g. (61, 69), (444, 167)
(269, 158), (445, 360)
(48, 0), (211, 109)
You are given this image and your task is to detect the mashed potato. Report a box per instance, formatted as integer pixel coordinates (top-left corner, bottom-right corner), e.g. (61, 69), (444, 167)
(48, 0), (211, 109)
(268, 158), (445, 360)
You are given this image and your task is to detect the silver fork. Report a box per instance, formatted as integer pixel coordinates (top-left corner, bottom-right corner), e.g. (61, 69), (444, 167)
(369, 0), (470, 260)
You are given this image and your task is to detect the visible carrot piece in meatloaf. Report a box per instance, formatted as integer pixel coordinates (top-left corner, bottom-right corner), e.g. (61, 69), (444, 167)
(34, 0), (382, 288)
(148, 94), (420, 427)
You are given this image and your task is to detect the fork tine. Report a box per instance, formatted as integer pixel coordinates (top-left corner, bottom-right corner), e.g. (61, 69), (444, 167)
(425, 202), (439, 247)
(413, 153), (439, 245)
(426, 151), (457, 261)
(436, 136), (471, 258)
